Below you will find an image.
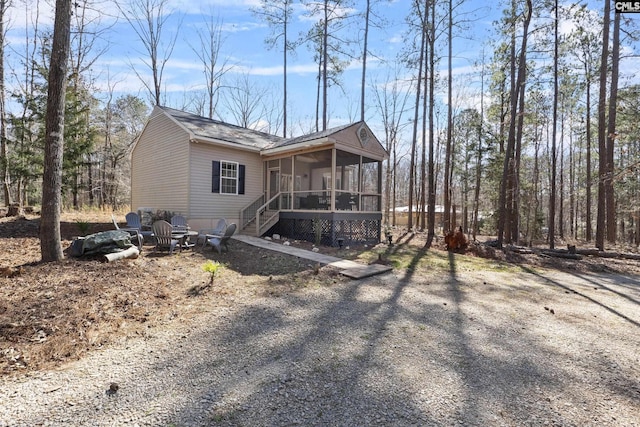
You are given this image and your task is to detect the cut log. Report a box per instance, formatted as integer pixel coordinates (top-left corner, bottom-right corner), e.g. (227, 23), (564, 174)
(576, 248), (602, 256)
(506, 245), (535, 254)
(102, 246), (140, 263)
(619, 253), (640, 261)
(540, 250), (583, 260)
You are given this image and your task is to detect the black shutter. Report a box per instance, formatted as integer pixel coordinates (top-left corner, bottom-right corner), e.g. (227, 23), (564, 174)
(212, 161), (220, 193)
(238, 164), (245, 195)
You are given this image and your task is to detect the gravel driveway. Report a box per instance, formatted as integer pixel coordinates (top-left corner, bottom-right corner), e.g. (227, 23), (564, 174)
(1, 267), (639, 426)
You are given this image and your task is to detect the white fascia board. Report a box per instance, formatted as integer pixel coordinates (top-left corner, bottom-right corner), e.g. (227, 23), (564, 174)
(260, 137), (332, 156)
(190, 136), (263, 153)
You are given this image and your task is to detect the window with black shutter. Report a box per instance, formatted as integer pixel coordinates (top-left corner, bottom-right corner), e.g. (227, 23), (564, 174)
(212, 160), (245, 195)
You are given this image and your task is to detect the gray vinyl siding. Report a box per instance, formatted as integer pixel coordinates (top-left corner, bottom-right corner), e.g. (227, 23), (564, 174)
(131, 111), (190, 215)
(189, 142), (263, 225)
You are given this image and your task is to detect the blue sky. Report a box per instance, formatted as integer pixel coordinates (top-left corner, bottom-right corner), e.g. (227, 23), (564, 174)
(101, 0), (496, 133)
(4, 0), (639, 138)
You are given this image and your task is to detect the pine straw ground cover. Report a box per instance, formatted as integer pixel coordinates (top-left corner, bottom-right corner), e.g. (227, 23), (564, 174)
(1, 211), (639, 377)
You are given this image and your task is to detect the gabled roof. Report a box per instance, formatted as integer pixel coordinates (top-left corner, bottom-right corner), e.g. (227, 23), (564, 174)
(274, 122), (356, 148)
(159, 105), (284, 150)
(155, 106), (386, 159)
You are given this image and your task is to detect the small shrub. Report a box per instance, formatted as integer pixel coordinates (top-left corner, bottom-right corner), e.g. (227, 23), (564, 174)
(202, 260), (223, 286)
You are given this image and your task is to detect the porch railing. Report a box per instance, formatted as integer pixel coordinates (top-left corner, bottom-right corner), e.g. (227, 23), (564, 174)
(240, 194), (265, 231)
(255, 192), (281, 237)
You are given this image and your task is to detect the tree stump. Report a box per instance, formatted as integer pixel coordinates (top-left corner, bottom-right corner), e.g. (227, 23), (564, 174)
(6, 204), (24, 217)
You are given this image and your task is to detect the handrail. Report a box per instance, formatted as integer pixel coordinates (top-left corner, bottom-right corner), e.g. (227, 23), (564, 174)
(255, 192), (281, 236)
(240, 194), (265, 230)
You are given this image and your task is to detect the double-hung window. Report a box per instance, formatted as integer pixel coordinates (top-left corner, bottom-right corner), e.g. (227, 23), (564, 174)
(220, 161), (238, 194)
(212, 160), (245, 195)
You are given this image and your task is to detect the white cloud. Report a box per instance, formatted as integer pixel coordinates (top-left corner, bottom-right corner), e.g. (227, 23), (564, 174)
(228, 63), (318, 77)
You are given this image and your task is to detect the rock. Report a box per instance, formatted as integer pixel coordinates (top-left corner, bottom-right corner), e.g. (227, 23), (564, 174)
(106, 382), (119, 396)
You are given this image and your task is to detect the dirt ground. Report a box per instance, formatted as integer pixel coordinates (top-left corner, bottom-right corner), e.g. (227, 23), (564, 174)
(1, 211), (639, 377)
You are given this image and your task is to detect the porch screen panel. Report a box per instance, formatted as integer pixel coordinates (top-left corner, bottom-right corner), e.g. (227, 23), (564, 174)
(361, 157), (379, 193)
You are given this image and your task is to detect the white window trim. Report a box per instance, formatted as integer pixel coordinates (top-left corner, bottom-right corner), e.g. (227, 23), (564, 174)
(220, 160), (239, 195)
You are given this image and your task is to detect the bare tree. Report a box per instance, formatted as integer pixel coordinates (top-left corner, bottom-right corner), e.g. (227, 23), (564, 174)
(371, 67), (412, 226)
(565, 4), (600, 242)
(8, 0), (44, 209)
(595, 0), (610, 251)
(40, 0), (72, 262)
(605, 10), (620, 244)
(116, 0), (180, 106)
(497, 0), (532, 248)
(302, 0), (354, 131)
(252, 0), (294, 136)
(67, 0), (111, 208)
(359, 0), (387, 123)
(0, 0), (10, 207)
(407, 0), (427, 232)
(222, 72), (270, 129)
(549, 0), (558, 249)
(189, 9), (231, 120)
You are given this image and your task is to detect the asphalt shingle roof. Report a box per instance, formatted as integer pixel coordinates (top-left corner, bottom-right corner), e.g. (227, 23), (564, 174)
(159, 106), (359, 151)
(160, 106), (284, 150)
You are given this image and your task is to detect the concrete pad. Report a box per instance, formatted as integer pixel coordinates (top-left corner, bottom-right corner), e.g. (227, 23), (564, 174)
(337, 263), (393, 279)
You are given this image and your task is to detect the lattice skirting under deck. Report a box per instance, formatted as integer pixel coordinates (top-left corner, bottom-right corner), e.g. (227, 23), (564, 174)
(269, 213), (382, 246)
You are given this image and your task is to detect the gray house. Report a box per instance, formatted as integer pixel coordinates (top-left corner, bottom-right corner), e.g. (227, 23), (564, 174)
(131, 106), (388, 245)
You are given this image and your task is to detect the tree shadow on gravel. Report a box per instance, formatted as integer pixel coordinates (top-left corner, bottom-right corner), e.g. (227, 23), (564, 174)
(144, 241), (558, 425)
(521, 266), (640, 328)
(79, 237), (638, 426)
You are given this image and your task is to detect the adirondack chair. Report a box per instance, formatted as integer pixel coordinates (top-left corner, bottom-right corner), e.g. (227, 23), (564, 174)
(170, 215), (189, 231)
(196, 218), (227, 248)
(112, 214), (143, 250)
(125, 211), (153, 243)
(204, 223), (236, 254)
(152, 220), (180, 254)
(125, 212), (142, 229)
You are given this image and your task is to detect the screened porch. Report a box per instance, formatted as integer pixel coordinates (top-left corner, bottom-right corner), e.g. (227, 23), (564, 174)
(265, 148), (382, 213)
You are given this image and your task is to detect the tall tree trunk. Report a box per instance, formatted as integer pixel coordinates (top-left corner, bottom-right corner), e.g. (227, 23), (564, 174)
(559, 100), (565, 239)
(426, 0), (436, 246)
(595, 0), (610, 251)
(408, 14), (426, 232)
(497, 0), (531, 248)
(510, 60), (527, 244)
(472, 58), (485, 241)
(0, 0), (10, 207)
(569, 127), (575, 238)
(322, 2), (328, 131)
(419, 31), (428, 231)
(360, 0), (370, 123)
(443, 0), (453, 233)
(283, 6), (288, 137)
(40, 0), (71, 262)
(549, 0), (559, 249)
(315, 56), (321, 132)
(585, 73), (592, 241)
(606, 10), (620, 244)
